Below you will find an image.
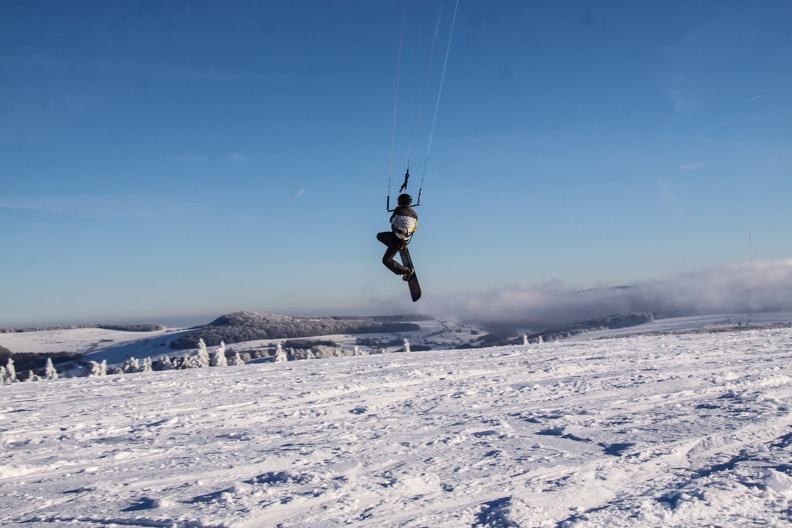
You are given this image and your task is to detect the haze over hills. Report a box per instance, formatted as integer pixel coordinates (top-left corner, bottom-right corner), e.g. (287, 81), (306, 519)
(422, 259), (792, 327)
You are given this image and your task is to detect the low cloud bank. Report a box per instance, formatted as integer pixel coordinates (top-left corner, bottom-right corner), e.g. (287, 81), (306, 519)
(424, 259), (792, 329)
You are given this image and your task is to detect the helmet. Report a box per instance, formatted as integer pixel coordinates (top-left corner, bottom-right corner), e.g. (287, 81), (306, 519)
(397, 193), (412, 206)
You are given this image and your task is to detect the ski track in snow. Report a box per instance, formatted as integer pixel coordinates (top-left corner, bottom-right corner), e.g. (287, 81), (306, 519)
(1, 328), (792, 527)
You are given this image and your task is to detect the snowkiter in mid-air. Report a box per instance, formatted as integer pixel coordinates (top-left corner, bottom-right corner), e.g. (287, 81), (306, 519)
(377, 193), (418, 281)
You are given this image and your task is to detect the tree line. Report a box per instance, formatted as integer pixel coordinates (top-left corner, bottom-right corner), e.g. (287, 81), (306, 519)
(1, 338), (400, 384)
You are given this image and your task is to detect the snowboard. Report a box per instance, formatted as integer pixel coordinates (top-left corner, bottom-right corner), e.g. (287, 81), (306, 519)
(399, 247), (421, 302)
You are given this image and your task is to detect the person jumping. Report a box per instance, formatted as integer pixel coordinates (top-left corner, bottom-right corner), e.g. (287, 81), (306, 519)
(377, 193), (418, 281)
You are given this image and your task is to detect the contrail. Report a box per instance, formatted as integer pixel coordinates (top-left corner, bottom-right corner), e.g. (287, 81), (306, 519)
(712, 110), (792, 127)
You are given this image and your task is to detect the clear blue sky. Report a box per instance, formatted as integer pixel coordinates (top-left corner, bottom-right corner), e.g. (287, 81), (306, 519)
(2, 1), (791, 327)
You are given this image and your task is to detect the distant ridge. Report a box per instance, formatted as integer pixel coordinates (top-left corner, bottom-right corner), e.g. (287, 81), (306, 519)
(0, 323), (165, 334)
(169, 311), (422, 349)
(533, 312), (655, 341)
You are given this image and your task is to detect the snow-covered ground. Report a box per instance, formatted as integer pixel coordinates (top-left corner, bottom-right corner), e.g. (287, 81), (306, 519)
(2, 318), (792, 527)
(568, 312), (792, 341)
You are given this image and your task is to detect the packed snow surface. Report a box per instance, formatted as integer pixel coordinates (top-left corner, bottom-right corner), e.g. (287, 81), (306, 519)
(2, 324), (792, 527)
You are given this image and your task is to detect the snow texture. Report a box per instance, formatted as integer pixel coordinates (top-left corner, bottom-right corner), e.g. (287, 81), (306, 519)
(1, 319), (792, 527)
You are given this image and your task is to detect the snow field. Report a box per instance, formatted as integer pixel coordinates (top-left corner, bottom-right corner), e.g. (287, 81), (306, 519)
(1, 327), (791, 527)
(0, 327), (184, 356)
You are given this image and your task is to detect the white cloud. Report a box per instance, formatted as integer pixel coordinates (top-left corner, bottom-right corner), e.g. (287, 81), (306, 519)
(295, 188), (307, 198)
(422, 259), (792, 328)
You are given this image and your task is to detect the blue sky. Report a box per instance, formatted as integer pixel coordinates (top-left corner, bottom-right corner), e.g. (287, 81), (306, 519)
(2, 1), (792, 327)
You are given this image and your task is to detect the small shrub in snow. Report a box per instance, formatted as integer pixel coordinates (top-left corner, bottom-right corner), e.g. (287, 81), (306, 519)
(122, 357), (140, 374)
(141, 357), (153, 373)
(176, 353), (193, 369)
(89, 360), (107, 377)
(230, 351), (244, 366)
(312, 345), (338, 359)
(292, 348), (315, 360)
(156, 356), (174, 370)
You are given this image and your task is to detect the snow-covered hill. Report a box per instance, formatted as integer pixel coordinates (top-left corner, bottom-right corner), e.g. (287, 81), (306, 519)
(1, 317), (791, 527)
(0, 316), (483, 371)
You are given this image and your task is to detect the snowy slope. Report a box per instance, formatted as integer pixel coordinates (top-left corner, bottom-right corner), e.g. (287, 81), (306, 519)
(0, 327), (191, 357)
(2, 324), (791, 527)
(0, 318), (479, 368)
(568, 312), (792, 340)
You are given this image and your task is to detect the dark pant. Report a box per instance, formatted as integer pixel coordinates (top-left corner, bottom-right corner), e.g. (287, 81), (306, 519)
(377, 232), (409, 275)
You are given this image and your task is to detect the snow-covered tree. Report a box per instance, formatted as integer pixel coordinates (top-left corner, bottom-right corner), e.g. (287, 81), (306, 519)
(229, 351), (244, 366)
(292, 348), (315, 360)
(523, 335), (529, 345)
(313, 345), (337, 358)
(0, 366), (9, 385)
(274, 342), (288, 362)
(89, 360), (107, 377)
(122, 357), (140, 373)
(44, 358), (58, 380)
(176, 354), (194, 369)
(141, 357), (153, 373)
(404, 339), (411, 353)
(157, 356), (174, 370)
(5, 358), (16, 383)
(174, 356), (185, 368)
(210, 341), (228, 367)
(538, 335), (544, 344)
(195, 339), (210, 368)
